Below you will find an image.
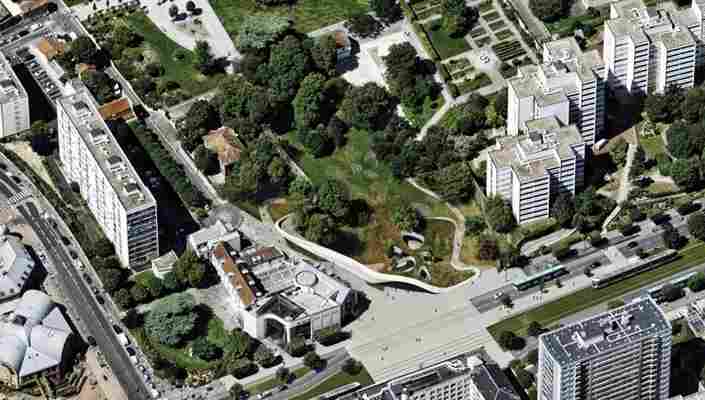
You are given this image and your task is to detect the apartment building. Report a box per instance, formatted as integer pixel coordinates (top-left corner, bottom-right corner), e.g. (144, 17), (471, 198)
(486, 117), (586, 224)
(507, 37), (605, 145)
(537, 297), (671, 400)
(340, 355), (519, 400)
(0, 52), (29, 138)
(56, 88), (158, 268)
(604, 0), (696, 95)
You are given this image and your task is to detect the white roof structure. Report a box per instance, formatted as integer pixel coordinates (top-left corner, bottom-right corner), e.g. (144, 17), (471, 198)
(0, 235), (35, 301)
(0, 290), (72, 378)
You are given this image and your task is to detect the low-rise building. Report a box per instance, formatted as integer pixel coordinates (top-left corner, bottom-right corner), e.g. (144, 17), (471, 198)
(203, 127), (243, 181)
(151, 250), (178, 279)
(486, 117), (586, 224)
(0, 233), (35, 302)
(0, 52), (30, 138)
(209, 242), (356, 344)
(187, 219), (240, 258)
(339, 355), (519, 400)
(0, 290), (76, 389)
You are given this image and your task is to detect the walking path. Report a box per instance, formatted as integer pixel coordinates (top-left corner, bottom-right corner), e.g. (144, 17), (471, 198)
(520, 228), (576, 255)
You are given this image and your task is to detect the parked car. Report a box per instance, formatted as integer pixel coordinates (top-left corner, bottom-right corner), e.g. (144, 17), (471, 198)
(113, 324), (123, 334)
(627, 241), (638, 248)
(87, 336), (97, 346)
(83, 273), (93, 284)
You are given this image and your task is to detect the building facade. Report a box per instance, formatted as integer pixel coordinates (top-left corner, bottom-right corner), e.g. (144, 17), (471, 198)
(340, 355), (519, 400)
(538, 297), (671, 400)
(507, 37), (605, 145)
(57, 89), (158, 268)
(0, 52), (29, 138)
(486, 117), (586, 224)
(604, 0), (696, 95)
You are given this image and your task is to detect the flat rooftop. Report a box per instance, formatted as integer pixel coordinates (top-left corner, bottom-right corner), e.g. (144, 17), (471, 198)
(57, 89), (155, 211)
(539, 297), (670, 366)
(0, 53), (27, 105)
(488, 117), (584, 181)
(607, 0), (696, 49)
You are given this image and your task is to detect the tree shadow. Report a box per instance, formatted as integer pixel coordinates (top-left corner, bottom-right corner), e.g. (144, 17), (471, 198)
(671, 338), (705, 397)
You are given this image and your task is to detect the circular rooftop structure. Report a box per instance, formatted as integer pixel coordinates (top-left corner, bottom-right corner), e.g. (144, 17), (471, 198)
(295, 270), (318, 287)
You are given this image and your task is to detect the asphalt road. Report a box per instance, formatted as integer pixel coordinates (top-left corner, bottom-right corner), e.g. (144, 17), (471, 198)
(0, 167), (151, 400)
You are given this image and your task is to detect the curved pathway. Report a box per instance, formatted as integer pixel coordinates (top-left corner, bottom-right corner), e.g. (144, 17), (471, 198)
(274, 214), (479, 293)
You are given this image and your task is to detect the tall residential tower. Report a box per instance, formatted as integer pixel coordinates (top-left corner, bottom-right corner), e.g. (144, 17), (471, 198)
(0, 53), (29, 138)
(57, 89), (158, 268)
(537, 297), (671, 400)
(507, 37), (605, 145)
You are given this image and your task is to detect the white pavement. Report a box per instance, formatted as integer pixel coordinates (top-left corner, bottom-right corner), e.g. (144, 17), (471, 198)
(73, 0), (239, 60)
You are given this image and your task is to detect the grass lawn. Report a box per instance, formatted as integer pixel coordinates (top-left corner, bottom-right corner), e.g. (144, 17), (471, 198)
(640, 135), (666, 158)
(488, 241), (705, 339)
(546, 13), (605, 37)
(648, 181), (679, 194)
(288, 368), (374, 400)
(210, 0), (368, 36)
(246, 366), (311, 394)
(457, 73), (491, 94)
(288, 129), (454, 268)
(423, 23), (472, 59)
(125, 12), (224, 97)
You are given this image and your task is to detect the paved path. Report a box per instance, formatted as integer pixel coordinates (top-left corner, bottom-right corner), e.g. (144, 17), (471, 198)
(521, 228), (576, 255)
(166, 88), (219, 120)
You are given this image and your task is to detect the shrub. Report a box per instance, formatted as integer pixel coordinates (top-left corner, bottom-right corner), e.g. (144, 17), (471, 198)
(303, 351), (326, 370)
(254, 345), (277, 367)
(286, 336), (309, 357)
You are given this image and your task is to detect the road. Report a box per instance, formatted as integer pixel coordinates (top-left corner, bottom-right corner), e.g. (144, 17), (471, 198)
(0, 162), (150, 400)
(471, 217), (688, 313)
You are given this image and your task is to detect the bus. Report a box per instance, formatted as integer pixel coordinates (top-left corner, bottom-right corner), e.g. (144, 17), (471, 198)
(591, 249), (678, 289)
(318, 382), (361, 400)
(512, 264), (567, 291)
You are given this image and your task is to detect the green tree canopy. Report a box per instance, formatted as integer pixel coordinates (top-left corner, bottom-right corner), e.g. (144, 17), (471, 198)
(318, 179), (350, 219)
(529, 0), (566, 22)
(339, 82), (393, 130)
(689, 212), (705, 241)
(144, 293), (198, 346)
(192, 337), (221, 360)
(485, 195), (516, 233)
(293, 73), (328, 129)
(235, 14), (290, 50)
(311, 35), (338, 76)
(391, 203), (419, 232)
(552, 193), (575, 228)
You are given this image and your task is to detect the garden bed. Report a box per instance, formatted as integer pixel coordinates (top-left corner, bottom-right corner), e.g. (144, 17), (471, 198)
(488, 19), (507, 31)
(456, 72), (491, 94)
(482, 11), (501, 21)
(469, 26), (487, 38)
(492, 40), (526, 61)
(423, 21), (472, 59)
(494, 29), (513, 40)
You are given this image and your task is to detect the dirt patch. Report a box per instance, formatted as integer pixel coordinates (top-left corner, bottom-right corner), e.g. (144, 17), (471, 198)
(4, 142), (56, 191)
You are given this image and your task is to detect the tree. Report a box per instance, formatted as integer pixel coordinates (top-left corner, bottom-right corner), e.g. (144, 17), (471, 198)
(174, 249), (207, 288)
(29, 121), (52, 155)
(192, 337), (221, 360)
(609, 139), (628, 165)
(293, 73), (328, 129)
(667, 122), (693, 159)
(465, 216), (485, 236)
(370, 0), (401, 22)
(498, 330), (524, 350)
(228, 358), (258, 378)
(83, 69), (119, 104)
(420, 162), (475, 202)
(339, 82), (393, 130)
(168, 4), (178, 18)
(275, 366), (290, 383)
(311, 35), (338, 76)
(478, 235), (499, 260)
(130, 283), (150, 304)
(144, 293), (198, 346)
(297, 125), (333, 157)
(342, 358), (363, 375)
(235, 15), (290, 50)
(303, 213), (338, 246)
(552, 193), (575, 228)
(661, 282), (684, 302)
(681, 86), (705, 123)
(344, 13), (381, 38)
(285, 336), (308, 357)
(383, 43), (419, 97)
(318, 179), (350, 219)
(72, 35), (101, 65)
(499, 293), (513, 308)
(328, 116), (348, 148)
(264, 35), (311, 104)
(194, 40), (215, 74)
(392, 204), (419, 232)
(527, 321), (543, 337)
(113, 288), (134, 309)
(223, 329), (252, 359)
(670, 158), (700, 191)
(228, 383), (244, 400)
(525, 349), (538, 366)
(303, 351), (326, 370)
(689, 213), (705, 241)
(185, 0), (195, 11)
(178, 100), (219, 151)
(163, 272), (183, 292)
(193, 144), (219, 174)
(645, 86), (683, 123)
(97, 267), (125, 293)
(254, 345), (277, 367)
(630, 146), (647, 179)
(145, 62), (165, 78)
(485, 195), (516, 233)
(515, 368), (534, 389)
(441, 0), (477, 35)
(688, 272), (705, 292)
(529, 0), (566, 22)
(94, 237), (115, 258)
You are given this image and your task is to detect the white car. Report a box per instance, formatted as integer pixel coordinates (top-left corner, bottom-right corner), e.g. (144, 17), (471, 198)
(493, 291), (503, 300)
